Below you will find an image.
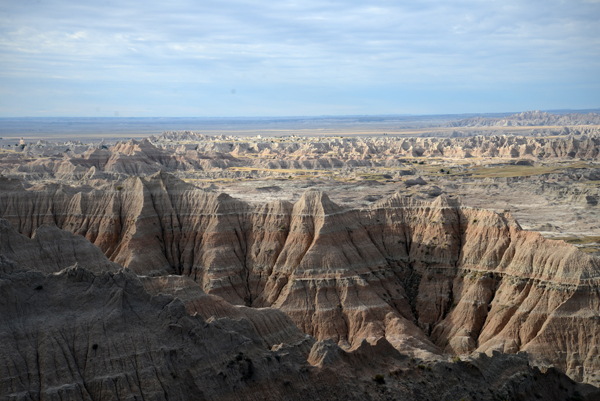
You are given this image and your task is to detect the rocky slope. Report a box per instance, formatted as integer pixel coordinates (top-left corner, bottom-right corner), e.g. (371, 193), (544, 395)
(3, 130), (600, 184)
(3, 216), (597, 400)
(2, 171), (600, 385)
(0, 218), (120, 274)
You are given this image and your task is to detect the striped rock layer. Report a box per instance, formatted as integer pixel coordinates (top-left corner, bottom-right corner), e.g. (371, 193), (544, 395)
(1, 171), (600, 383)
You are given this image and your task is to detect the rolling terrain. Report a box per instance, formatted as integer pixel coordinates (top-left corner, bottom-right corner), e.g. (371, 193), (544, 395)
(1, 111), (600, 400)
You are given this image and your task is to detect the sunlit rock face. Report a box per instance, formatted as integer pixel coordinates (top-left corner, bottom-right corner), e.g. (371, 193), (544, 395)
(2, 170), (600, 385)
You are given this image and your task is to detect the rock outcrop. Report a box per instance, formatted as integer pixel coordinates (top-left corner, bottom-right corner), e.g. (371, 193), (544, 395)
(4, 130), (600, 183)
(2, 224), (596, 400)
(2, 171), (600, 384)
(0, 218), (120, 274)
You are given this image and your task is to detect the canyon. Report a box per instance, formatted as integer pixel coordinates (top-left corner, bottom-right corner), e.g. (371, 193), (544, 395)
(1, 111), (600, 400)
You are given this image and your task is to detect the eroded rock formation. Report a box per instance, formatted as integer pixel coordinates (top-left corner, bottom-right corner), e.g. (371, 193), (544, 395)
(1, 221), (598, 400)
(4, 130), (600, 184)
(2, 171), (600, 385)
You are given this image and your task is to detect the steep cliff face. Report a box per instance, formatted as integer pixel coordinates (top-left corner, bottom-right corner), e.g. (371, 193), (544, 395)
(0, 218), (121, 274)
(0, 267), (342, 401)
(3, 223), (594, 401)
(3, 266), (596, 401)
(2, 171), (600, 384)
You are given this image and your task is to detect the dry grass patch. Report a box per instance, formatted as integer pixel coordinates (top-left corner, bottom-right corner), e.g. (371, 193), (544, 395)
(465, 161), (595, 178)
(548, 236), (600, 254)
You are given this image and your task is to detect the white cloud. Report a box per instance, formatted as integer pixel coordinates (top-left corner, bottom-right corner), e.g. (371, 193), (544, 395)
(0, 0), (598, 115)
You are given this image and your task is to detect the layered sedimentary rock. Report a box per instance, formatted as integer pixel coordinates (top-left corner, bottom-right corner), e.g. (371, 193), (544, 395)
(4, 129), (600, 184)
(0, 218), (120, 274)
(2, 171), (600, 385)
(4, 266), (597, 401)
(141, 275), (316, 354)
(3, 223), (594, 400)
(0, 266), (334, 401)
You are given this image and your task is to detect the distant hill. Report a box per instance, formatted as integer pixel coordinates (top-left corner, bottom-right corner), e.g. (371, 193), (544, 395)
(445, 110), (600, 127)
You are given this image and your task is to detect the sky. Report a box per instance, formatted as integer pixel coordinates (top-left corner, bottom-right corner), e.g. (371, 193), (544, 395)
(0, 0), (599, 117)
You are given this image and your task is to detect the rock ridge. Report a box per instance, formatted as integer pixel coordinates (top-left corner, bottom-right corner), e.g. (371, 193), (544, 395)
(2, 171), (600, 383)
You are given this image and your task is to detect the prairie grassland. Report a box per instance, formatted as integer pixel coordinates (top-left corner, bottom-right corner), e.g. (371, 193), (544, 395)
(465, 161), (595, 178)
(228, 166), (327, 174)
(548, 236), (600, 253)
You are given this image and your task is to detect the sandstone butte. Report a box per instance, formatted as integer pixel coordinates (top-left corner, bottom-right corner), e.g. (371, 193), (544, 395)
(2, 169), (600, 390)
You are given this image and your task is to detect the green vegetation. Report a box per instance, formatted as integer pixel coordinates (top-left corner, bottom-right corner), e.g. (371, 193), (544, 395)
(357, 173), (393, 181)
(373, 374), (385, 385)
(465, 161), (594, 179)
(548, 236), (600, 254)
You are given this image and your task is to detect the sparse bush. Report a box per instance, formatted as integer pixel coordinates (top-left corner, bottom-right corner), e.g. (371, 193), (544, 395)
(472, 218), (478, 223)
(92, 343), (98, 350)
(35, 285), (43, 291)
(373, 374), (385, 385)
(452, 356), (461, 363)
(417, 364), (425, 370)
(116, 185), (123, 191)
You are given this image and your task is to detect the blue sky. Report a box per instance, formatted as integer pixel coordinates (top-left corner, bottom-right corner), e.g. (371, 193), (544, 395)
(0, 0), (599, 117)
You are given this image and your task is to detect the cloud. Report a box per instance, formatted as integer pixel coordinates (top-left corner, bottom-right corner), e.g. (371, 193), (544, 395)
(0, 0), (598, 116)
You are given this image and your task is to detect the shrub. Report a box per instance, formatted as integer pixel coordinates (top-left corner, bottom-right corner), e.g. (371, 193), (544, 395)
(452, 356), (461, 363)
(116, 185), (123, 191)
(373, 374), (385, 385)
(92, 344), (98, 350)
(35, 285), (43, 291)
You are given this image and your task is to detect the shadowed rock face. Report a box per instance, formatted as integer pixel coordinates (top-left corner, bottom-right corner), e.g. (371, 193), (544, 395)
(0, 266), (345, 401)
(0, 218), (121, 274)
(3, 265), (598, 400)
(2, 171), (600, 384)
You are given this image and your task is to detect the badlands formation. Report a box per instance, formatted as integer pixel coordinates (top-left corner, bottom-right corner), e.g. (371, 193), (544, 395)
(1, 111), (600, 400)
